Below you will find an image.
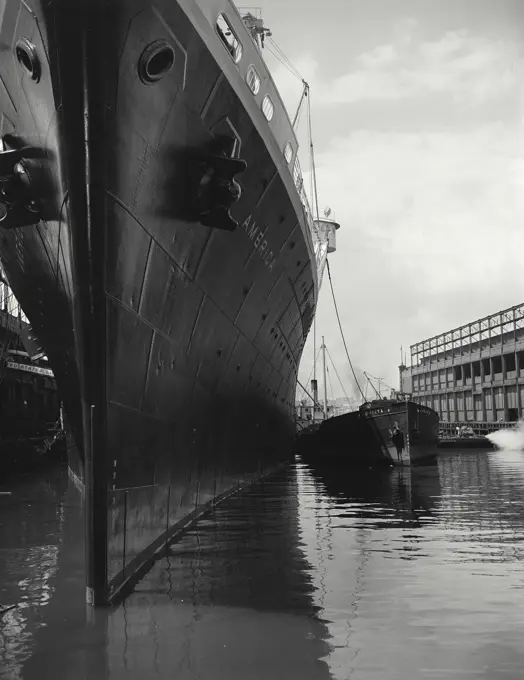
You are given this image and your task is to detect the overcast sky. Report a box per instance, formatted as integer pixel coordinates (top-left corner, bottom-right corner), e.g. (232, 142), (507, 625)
(248, 0), (524, 403)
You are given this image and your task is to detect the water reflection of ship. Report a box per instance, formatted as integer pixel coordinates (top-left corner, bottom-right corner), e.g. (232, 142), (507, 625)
(0, 466), (90, 680)
(306, 459), (442, 523)
(12, 466), (333, 680)
(110, 467), (334, 679)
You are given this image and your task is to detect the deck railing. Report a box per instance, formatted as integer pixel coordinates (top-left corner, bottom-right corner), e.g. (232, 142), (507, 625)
(439, 421), (518, 435)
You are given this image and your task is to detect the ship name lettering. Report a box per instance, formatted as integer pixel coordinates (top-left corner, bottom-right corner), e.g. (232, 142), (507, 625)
(241, 214), (276, 272)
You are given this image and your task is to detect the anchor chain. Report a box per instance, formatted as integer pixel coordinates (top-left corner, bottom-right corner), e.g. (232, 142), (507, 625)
(0, 138), (41, 230)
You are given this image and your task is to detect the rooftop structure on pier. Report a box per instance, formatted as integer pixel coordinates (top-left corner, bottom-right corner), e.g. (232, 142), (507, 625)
(399, 303), (524, 423)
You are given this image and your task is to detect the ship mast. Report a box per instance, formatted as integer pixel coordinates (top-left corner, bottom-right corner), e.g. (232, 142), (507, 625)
(322, 336), (328, 419)
(312, 321), (317, 415)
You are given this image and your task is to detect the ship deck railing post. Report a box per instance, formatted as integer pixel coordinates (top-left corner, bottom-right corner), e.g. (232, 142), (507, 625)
(85, 403), (108, 606)
(166, 484), (171, 540)
(122, 490), (128, 579)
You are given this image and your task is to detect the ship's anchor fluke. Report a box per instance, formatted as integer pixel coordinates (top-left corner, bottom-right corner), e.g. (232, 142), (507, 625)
(0, 141), (42, 229)
(197, 154), (247, 232)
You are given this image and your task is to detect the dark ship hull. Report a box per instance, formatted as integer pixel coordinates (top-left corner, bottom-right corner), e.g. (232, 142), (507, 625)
(0, 0), (318, 602)
(297, 400), (439, 466)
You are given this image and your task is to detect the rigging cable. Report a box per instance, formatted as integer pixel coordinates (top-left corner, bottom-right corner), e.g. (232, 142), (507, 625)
(304, 78), (366, 404)
(366, 370), (395, 395)
(264, 40), (367, 408)
(296, 378), (323, 411)
(267, 38), (303, 80)
(326, 365), (335, 402)
(305, 84), (316, 227)
(364, 371), (382, 400)
(297, 346), (322, 401)
(292, 82), (308, 129)
(265, 43), (302, 82)
(306, 85), (320, 226)
(325, 345), (353, 408)
(326, 259), (367, 402)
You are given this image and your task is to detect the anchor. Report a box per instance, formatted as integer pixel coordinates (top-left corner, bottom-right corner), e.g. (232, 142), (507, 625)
(0, 137), (42, 229)
(196, 135), (247, 232)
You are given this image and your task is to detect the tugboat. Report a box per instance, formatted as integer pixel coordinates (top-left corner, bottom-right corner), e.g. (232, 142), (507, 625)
(0, 1), (338, 603)
(297, 395), (440, 467)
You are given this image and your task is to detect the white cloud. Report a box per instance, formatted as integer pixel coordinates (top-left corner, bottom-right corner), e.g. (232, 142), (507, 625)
(271, 22), (523, 109)
(298, 122), (524, 394)
(327, 28), (521, 105)
(279, 20), (524, 400)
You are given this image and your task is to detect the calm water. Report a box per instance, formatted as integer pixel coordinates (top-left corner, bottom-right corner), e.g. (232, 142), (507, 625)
(1, 449), (524, 679)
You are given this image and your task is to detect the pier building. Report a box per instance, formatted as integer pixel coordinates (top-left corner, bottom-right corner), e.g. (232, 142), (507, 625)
(0, 264), (59, 442)
(399, 303), (524, 426)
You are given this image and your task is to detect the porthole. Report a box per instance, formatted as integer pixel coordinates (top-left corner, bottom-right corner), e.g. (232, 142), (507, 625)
(15, 38), (41, 82)
(283, 141), (293, 163)
(246, 65), (260, 95)
(262, 94), (274, 121)
(216, 14), (243, 63)
(138, 40), (175, 84)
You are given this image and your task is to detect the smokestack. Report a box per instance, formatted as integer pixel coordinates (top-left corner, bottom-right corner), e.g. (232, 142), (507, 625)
(311, 379), (318, 411)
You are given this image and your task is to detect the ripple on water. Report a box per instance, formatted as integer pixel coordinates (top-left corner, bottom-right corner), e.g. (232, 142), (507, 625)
(1, 451), (524, 679)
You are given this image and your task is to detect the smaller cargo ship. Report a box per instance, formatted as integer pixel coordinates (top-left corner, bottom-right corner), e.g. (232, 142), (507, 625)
(296, 396), (439, 466)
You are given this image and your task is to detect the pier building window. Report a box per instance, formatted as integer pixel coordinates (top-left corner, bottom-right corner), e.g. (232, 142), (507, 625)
(216, 14), (243, 63)
(509, 407), (519, 422)
(482, 358), (491, 378)
(283, 141), (293, 163)
(246, 65), (260, 94)
(504, 352), (516, 378)
(518, 351), (524, 377)
(507, 385), (518, 411)
(492, 356), (502, 377)
(473, 361), (481, 381)
(484, 389), (493, 416)
(474, 393), (483, 420)
(261, 94), (274, 121)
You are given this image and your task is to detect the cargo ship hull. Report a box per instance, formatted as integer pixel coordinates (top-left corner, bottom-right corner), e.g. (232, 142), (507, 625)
(0, 0), (317, 601)
(297, 401), (439, 466)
